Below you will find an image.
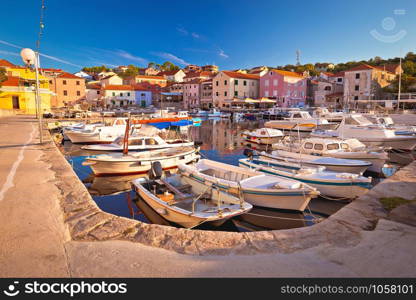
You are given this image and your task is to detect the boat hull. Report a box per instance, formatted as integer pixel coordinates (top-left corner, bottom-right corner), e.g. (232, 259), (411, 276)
(87, 152), (199, 176)
(239, 159), (371, 200)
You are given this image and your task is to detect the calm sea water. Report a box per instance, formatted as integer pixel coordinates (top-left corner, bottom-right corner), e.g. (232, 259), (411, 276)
(60, 118), (399, 232)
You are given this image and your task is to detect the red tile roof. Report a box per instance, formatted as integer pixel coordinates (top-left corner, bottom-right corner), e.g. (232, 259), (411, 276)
(271, 69), (305, 78)
(87, 83), (101, 89)
(0, 76), (20, 86)
(184, 71), (215, 79)
(184, 79), (203, 84)
(345, 64), (395, 74)
(136, 75), (166, 80)
(103, 85), (133, 91)
(58, 72), (83, 79)
(329, 71), (345, 77)
(0, 59), (15, 67)
(222, 71), (260, 80)
(157, 70), (181, 76)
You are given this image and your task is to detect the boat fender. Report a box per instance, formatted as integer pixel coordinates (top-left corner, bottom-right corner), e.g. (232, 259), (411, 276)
(335, 173), (358, 179)
(149, 161), (163, 180)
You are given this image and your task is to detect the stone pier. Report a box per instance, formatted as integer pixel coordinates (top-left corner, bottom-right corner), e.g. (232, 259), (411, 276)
(0, 115), (415, 277)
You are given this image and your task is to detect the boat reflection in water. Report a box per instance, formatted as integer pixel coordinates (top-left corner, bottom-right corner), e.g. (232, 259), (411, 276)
(83, 174), (146, 196)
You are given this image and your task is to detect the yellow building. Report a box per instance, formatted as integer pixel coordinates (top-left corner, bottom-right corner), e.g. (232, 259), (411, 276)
(0, 66), (53, 114)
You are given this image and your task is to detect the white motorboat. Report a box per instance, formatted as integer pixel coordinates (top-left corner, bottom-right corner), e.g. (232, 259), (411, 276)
(242, 128), (284, 146)
(260, 150), (371, 175)
(312, 114), (416, 151)
(239, 157), (372, 199)
(265, 110), (337, 136)
(132, 172), (252, 228)
(82, 134), (194, 151)
(62, 122), (105, 141)
(82, 146), (200, 176)
(312, 108), (344, 122)
(65, 118), (128, 144)
(178, 159), (319, 212)
(272, 137), (388, 174)
(373, 116), (416, 136)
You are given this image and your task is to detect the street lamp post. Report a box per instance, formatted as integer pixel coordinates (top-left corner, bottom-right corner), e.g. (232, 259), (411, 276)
(20, 48), (43, 143)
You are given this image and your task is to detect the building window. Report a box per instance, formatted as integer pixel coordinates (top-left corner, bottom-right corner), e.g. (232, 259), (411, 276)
(49, 80), (53, 84)
(243, 80), (247, 86)
(265, 79), (269, 86)
(127, 92), (130, 96)
(235, 80), (238, 85)
(354, 85), (359, 91)
(355, 73), (360, 79)
(354, 96), (359, 100)
(265, 91), (269, 97)
(234, 91), (238, 97)
(76, 81), (80, 85)
(112, 92), (115, 96)
(77, 91), (80, 96)
(216, 81), (219, 86)
(97, 91), (100, 95)
(63, 80), (67, 85)
(63, 90), (67, 96)
(224, 91), (227, 96)
(224, 80), (227, 85)
(216, 92), (219, 96)
(273, 79), (278, 86)
(273, 90), (277, 96)
(120, 93), (123, 97)
(337, 78), (342, 82)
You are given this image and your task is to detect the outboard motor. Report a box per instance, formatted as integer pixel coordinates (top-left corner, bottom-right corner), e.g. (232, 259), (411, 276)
(148, 161), (163, 180)
(243, 148), (258, 158)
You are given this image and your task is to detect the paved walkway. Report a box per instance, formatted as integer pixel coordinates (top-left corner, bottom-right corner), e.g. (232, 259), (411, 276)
(0, 115), (415, 277)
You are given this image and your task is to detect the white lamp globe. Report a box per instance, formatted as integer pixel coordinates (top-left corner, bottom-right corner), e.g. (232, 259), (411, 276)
(20, 48), (36, 65)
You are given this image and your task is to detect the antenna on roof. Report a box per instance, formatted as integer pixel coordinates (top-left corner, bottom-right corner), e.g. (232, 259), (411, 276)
(296, 50), (301, 66)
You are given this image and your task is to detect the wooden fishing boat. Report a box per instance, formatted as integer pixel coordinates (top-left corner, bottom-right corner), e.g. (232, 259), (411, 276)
(272, 136), (388, 174)
(242, 128), (284, 146)
(132, 172), (252, 228)
(178, 159), (319, 212)
(239, 157), (372, 199)
(261, 151), (372, 175)
(82, 146), (200, 176)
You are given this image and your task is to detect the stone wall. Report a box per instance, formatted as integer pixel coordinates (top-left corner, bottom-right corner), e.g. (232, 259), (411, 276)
(44, 128), (416, 256)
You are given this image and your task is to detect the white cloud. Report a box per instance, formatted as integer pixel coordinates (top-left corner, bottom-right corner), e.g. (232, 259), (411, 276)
(152, 52), (190, 66)
(39, 53), (83, 68)
(113, 49), (147, 64)
(219, 49), (229, 59)
(0, 39), (22, 49)
(0, 50), (19, 56)
(191, 32), (200, 39)
(176, 26), (188, 35)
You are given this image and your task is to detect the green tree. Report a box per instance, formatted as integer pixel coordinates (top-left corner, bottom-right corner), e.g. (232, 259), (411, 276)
(117, 64), (140, 78)
(383, 74), (416, 93)
(82, 65), (110, 74)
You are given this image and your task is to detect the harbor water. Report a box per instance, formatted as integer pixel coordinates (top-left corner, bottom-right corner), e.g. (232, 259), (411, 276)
(59, 118), (402, 232)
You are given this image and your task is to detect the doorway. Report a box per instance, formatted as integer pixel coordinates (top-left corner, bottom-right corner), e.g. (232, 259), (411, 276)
(12, 96), (20, 109)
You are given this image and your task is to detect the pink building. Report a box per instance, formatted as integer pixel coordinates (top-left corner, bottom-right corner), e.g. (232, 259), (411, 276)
(183, 79), (201, 109)
(260, 69), (307, 107)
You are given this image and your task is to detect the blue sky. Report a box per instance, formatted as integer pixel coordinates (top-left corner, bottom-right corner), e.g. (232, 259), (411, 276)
(1, 0), (415, 72)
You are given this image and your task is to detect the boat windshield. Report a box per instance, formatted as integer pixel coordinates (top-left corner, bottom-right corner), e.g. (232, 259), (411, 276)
(327, 143), (340, 150)
(346, 115), (372, 126)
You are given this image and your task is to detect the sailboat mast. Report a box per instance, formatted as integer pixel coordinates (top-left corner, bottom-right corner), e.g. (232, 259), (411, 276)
(123, 118), (130, 155)
(397, 57), (402, 112)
